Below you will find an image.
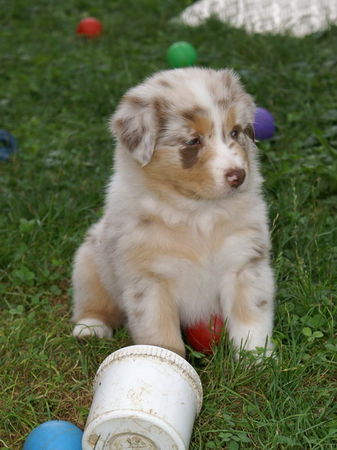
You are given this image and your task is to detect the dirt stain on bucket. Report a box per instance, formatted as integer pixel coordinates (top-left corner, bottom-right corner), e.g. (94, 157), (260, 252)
(108, 432), (158, 449)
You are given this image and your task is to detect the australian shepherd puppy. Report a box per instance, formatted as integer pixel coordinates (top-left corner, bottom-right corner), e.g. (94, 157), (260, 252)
(71, 68), (275, 358)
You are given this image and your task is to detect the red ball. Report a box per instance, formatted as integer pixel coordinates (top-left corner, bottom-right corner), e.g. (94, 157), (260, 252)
(185, 315), (224, 354)
(76, 17), (103, 38)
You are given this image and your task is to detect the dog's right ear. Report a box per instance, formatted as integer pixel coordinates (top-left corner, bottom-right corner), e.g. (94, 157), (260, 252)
(110, 94), (157, 166)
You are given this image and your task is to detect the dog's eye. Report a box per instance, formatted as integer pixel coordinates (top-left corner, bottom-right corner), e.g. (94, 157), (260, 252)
(186, 137), (201, 146)
(230, 126), (241, 140)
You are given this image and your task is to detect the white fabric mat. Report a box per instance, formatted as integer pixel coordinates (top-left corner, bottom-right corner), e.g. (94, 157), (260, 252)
(179, 0), (337, 36)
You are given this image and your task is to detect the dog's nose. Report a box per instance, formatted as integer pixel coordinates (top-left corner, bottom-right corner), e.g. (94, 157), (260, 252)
(225, 168), (246, 188)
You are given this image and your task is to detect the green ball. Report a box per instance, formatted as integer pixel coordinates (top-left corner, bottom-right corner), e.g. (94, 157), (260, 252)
(166, 41), (197, 68)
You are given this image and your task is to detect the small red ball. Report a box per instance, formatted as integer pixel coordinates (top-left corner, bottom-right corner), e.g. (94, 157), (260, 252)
(185, 315), (224, 354)
(76, 17), (103, 38)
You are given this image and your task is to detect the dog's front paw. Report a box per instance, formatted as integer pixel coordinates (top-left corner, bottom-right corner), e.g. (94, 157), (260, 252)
(72, 318), (112, 339)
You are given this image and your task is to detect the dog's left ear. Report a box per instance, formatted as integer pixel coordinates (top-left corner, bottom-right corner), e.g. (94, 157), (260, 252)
(110, 94), (157, 166)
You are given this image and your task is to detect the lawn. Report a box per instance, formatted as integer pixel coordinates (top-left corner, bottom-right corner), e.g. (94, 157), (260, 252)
(1, 0), (336, 448)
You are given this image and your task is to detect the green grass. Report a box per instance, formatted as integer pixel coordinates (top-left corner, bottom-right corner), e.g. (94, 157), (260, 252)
(1, 1), (337, 448)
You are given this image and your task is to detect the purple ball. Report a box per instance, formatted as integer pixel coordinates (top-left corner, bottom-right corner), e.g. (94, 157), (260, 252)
(253, 107), (275, 140)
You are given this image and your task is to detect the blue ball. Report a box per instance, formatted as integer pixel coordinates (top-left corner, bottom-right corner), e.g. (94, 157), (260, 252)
(0, 129), (18, 161)
(23, 420), (83, 450)
(253, 107), (275, 140)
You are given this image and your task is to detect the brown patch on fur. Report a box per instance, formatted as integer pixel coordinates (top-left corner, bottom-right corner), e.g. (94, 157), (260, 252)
(139, 215), (152, 226)
(138, 213), (164, 227)
(144, 146), (216, 200)
(153, 97), (169, 133)
(250, 245), (268, 263)
(158, 79), (172, 88)
(193, 115), (212, 136)
(134, 291), (145, 300)
(231, 279), (254, 324)
(217, 98), (228, 109)
(180, 146), (201, 169)
(153, 99), (166, 130)
(124, 95), (150, 109)
(225, 106), (237, 133)
(181, 107), (206, 122)
(257, 300), (268, 309)
(114, 117), (142, 152)
(182, 109), (213, 137)
(72, 244), (124, 327)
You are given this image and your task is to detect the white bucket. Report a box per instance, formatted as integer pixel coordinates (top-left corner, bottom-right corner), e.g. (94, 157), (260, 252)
(82, 345), (203, 450)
